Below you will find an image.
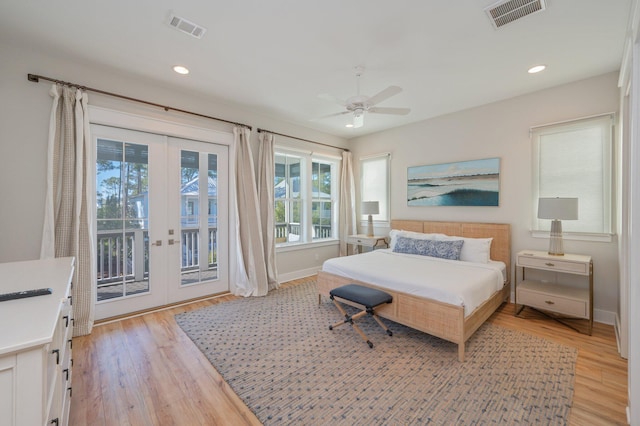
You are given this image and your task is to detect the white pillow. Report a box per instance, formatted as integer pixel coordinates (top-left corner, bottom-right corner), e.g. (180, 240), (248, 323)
(438, 235), (493, 263)
(388, 229), (446, 251)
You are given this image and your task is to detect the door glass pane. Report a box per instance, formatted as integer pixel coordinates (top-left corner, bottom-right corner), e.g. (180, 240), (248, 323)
(207, 153), (218, 282)
(96, 139), (150, 301)
(180, 150), (218, 285)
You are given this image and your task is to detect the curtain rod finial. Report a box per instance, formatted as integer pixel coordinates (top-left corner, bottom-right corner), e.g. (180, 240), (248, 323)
(27, 74), (40, 83)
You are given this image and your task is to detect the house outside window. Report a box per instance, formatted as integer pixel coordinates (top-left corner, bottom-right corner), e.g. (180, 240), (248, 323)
(531, 114), (613, 238)
(275, 149), (339, 245)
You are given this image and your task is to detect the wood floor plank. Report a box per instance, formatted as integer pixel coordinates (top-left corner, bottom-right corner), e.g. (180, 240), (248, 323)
(69, 278), (628, 425)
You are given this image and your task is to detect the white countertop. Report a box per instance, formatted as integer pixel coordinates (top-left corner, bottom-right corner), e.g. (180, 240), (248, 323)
(0, 257), (75, 356)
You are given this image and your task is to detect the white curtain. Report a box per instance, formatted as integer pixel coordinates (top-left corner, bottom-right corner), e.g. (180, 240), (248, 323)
(233, 127), (269, 296)
(338, 151), (356, 256)
(40, 85), (96, 336)
(257, 132), (279, 290)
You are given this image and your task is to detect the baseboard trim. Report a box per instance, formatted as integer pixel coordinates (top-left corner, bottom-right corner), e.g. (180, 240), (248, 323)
(594, 308), (617, 326)
(278, 267), (320, 284)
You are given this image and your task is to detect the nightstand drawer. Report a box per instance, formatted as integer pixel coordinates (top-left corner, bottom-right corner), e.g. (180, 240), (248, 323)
(517, 280), (589, 318)
(517, 255), (589, 275)
(346, 235), (388, 249)
(348, 237), (374, 246)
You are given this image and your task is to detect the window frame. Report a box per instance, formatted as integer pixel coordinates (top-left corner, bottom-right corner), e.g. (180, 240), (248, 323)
(274, 147), (340, 248)
(530, 113), (614, 241)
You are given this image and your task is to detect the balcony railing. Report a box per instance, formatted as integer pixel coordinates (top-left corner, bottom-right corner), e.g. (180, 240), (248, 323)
(275, 222), (332, 242)
(96, 227), (218, 287)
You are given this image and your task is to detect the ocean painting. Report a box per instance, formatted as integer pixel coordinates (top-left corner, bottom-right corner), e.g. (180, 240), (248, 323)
(407, 158), (500, 206)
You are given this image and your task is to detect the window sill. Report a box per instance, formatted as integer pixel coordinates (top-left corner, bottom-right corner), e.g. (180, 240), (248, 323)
(276, 239), (339, 253)
(530, 230), (615, 243)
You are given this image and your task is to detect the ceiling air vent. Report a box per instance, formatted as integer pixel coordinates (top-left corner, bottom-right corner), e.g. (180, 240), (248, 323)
(485, 0), (546, 29)
(167, 13), (207, 39)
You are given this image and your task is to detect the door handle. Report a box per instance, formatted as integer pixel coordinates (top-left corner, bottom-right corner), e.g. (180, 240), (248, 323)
(151, 240), (162, 246)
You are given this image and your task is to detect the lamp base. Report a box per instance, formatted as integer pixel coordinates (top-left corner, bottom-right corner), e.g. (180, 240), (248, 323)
(367, 215), (374, 237)
(548, 219), (564, 256)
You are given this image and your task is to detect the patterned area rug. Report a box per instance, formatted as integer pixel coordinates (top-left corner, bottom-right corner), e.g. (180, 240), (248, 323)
(175, 279), (576, 425)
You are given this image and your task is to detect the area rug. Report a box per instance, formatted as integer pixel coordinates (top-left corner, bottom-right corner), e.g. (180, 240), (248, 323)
(175, 279), (577, 425)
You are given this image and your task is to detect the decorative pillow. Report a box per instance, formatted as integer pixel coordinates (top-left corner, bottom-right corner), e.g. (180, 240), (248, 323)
(393, 236), (464, 260)
(437, 235), (493, 263)
(388, 229), (446, 251)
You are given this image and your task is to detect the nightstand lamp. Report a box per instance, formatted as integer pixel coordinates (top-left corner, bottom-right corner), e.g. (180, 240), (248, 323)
(361, 201), (379, 237)
(537, 197), (578, 256)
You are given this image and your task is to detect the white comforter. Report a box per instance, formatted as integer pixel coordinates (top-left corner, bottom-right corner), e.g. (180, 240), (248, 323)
(321, 249), (506, 316)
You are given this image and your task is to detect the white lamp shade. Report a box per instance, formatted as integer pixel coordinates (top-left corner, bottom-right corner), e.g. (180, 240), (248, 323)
(361, 201), (379, 215)
(537, 197), (578, 220)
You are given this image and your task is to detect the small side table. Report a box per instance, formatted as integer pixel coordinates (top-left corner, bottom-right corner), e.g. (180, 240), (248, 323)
(515, 249), (593, 335)
(346, 235), (388, 255)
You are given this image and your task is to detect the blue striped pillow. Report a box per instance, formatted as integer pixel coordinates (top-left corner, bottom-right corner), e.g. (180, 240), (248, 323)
(393, 236), (464, 260)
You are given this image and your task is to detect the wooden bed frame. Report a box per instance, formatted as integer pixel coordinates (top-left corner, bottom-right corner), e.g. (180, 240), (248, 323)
(317, 220), (511, 362)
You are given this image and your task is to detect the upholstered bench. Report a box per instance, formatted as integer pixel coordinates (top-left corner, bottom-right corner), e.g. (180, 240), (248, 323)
(328, 284), (393, 348)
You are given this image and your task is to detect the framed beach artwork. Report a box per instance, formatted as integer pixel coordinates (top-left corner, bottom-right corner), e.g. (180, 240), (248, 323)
(407, 157), (500, 206)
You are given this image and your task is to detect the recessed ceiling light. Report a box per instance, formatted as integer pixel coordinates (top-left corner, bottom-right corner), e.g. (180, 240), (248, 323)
(345, 123), (354, 128)
(528, 65), (546, 74)
(173, 65), (190, 75)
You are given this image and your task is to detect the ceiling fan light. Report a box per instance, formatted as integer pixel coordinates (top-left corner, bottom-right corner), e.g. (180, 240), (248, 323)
(173, 65), (190, 75)
(353, 112), (364, 128)
(528, 64), (546, 74)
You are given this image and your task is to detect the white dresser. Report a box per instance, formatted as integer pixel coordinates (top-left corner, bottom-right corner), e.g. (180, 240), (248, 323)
(0, 257), (75, 426)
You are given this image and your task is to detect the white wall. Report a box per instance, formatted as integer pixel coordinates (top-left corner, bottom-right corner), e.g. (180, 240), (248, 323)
(0, 40), (347, 277)
(349, 72), (621, 322)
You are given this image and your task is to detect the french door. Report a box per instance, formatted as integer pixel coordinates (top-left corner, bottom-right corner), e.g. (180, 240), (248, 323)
(92, 124), (229, 319)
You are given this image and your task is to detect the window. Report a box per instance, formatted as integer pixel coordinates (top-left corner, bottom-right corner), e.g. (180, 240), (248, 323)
(360, 153), (390, 224)
(531, 114), (613, 236)
(274, 149), (339, 245)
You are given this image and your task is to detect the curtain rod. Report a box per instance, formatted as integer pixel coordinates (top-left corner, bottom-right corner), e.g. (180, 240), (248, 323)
(257, 128), (348, 152)
(27, 73), (252, 130)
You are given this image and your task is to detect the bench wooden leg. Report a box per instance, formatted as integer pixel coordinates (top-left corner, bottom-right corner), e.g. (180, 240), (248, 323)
(328, 296), (391, 348)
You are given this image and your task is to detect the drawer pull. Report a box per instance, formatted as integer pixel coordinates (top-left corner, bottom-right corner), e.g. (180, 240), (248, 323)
(545, 300), (555, 305)
(544, 262), (555, 267)
(50, 419), (59, 426)
(63, 368), (69, 381)
(52, 349), (60, 364)
(63, 315), (69, 327)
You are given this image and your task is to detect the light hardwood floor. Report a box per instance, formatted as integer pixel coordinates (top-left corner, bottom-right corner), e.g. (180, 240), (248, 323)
(69, 277), (628, 425)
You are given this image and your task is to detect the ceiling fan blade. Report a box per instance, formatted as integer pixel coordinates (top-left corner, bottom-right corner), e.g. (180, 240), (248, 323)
(368, 107), (411, 116)
(367, 85), (402, 106)
(318, 93), (346, 106)
(310, 110), (350, 121)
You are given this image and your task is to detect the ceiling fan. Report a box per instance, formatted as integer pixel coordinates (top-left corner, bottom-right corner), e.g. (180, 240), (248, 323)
(317, 66), (410, 128)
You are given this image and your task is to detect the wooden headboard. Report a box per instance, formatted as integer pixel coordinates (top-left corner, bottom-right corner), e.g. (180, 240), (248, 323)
(390, 220), (511, 283)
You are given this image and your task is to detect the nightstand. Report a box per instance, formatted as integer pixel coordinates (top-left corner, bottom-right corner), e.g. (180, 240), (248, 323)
(515, 250), (593, 335)
(346, 234), (388, 254)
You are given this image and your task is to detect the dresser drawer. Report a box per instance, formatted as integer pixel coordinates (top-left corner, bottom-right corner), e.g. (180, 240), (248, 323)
(517, 280), (589, 319)
(517, 255), (589, 275)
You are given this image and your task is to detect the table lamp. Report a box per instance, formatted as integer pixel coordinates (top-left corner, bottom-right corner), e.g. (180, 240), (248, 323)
(537, 197), (578, 256)
(361, 201), (379, 237)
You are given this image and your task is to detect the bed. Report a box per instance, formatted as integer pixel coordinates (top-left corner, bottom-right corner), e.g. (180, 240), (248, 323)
(317, 220), (511, 361)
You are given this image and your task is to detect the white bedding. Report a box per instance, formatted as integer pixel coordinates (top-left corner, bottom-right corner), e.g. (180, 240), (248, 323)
(321, 249), (506, 316)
